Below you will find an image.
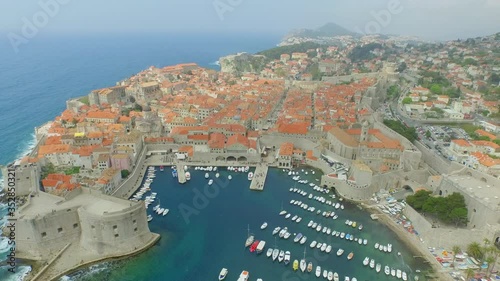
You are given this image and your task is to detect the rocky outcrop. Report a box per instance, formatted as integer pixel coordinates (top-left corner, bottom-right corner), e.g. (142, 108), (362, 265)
(219, 53), (268, 75)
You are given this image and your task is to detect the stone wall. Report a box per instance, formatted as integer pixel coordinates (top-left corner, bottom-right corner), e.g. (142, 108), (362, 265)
(414, 141), (452, 174)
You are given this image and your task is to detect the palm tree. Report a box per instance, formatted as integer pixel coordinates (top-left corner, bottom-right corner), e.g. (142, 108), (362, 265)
(467, 242), (484, 260)
(484, 256), (495, 277)
(465, 268), (475, 280)
(451, 245), (461, 268)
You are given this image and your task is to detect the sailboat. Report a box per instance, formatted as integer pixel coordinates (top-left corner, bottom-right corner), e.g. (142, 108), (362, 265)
(300, 247), (307, 272)
(245, 225), (254, 247)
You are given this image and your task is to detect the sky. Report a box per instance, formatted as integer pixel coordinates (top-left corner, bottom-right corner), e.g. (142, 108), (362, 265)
(0, 0), (499, 41)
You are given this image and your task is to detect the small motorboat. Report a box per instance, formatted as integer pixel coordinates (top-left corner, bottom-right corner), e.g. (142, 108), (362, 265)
(347, 252), (354, 260)
(260, 222), (268, 230)
(266, 248), (273, 258)
(315, 266), (321, 277)
(218, 268), (228, 280)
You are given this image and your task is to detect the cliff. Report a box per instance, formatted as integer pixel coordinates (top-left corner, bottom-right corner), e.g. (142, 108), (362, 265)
(219, 53), (268, 75)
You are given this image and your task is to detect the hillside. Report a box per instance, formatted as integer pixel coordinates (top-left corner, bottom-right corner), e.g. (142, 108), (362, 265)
(285, 22), (359, 39)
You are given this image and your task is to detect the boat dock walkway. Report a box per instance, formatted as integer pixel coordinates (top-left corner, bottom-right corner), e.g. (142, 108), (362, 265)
(176, 164), (186, 184)
(249, 164), (268, 191)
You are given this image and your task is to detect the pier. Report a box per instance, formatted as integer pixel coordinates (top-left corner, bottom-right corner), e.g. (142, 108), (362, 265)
(176, 164), (186, 184)
(249, 164), (268, 191)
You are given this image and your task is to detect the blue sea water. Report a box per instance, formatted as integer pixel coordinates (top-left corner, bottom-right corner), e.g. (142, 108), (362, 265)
(62, 167), (431, 281)
(0, 32), (280, 281)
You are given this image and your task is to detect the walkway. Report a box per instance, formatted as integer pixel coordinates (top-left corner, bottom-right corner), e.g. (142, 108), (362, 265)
(249, 164), (268, 191)
(176, 164), (186, 184)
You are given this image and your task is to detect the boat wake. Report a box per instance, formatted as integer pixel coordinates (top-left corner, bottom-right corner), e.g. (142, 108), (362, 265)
(209, 60), (220, 66)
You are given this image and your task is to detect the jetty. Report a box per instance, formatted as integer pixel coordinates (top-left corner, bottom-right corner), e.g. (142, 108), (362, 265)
(249, 164), (268, 191)
(176, 164), (186, 184)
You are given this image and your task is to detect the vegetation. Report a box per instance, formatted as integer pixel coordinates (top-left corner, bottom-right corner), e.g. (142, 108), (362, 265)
(78, 96), (90, 106)
(465, 238), (500, 278)
(41, 163), (56, 179)
(406, 190), (468, 227)
(64, 166), (80, 175)
(402, 97), (412, 104)
(257, 42), (322, 60)
(383, 119), (418, 143)
(386, 85), (400, 100)
(307, 62), (323, 81)
(348, 43), (383, 62)
(121, 170), (130, 179)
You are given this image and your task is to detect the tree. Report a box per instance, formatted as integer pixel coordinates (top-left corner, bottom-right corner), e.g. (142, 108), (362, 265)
(402, 97), (412, 104)
(121, 170), (130, 179)
(406, 190), (432, 210)
(397, 62), (407, 73)
(465, 268), (475, 280)
(489, 73), (500, 85)
(467, 242), (484, 260)
(452, 245), (461, 268)
(430, 84), (442, 94)
(449, 207), (468, 226)
(425, 130), (432, 138)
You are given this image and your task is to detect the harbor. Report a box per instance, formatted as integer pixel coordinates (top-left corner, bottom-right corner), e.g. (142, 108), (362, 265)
(249, 164), (268, 191)
(67, 165), (432, 281)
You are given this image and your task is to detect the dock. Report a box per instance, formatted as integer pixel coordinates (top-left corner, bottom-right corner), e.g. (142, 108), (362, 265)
(176, 164), (186, 184)
(249, 164), (268, 191)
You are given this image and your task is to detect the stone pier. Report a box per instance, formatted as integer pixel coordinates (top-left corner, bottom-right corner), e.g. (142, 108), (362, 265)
(176, 164), (186, 184)
(249, 164), (268, 191)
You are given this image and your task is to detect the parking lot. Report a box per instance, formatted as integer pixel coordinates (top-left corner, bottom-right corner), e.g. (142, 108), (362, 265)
(414, 125), (470, 161)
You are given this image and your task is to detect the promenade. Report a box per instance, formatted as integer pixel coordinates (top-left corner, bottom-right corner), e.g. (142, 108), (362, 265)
(249, 164), (268, 191)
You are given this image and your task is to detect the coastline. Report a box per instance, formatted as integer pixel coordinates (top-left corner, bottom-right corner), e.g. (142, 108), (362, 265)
(362, 204), (452, 281)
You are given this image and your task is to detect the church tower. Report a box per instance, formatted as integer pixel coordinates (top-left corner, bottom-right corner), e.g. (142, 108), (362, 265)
(360, 119), (369, 142)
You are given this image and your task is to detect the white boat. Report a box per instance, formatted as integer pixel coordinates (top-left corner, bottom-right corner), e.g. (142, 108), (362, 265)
(300, 236), (307, 244)
(279, 210), (287, 216)
(245, 225), (254, 247)
(296, 217), (302, 223)
(208, 179), (213, 185)
(205, 172), (209, 179)
(300, 248), (307, 272)
(310, 241), (317, 248)
(294, 233), (303, 243)
(402, 271), (407, 281)
(376, 263), (381, 273)
(147, 215), (153, 222)
(320, 243), (327, 252)
(272, 227), (281, 235)
(261, 222), (268, 230)
(323, 270), (328, 278)
(228, 175), (232, 180)
(326, 245), (332, 253)
(374, 243), (379, 249)
(247, 172), (253, 181)
(272, 249), (279, 261)
(384, 266), (390, 275)
(363, 257), (369, 266)
(333, 272), (339, 281)
(291, 215), (298, 221)
(219, 268), (228, 280)
(285, 213), (291, 219)
(162, 209), (169, 216)
(391, 268), (396, 277)
(284, 232), (291, 239)
(284, 251), (291, 265)
(315, 266), (321, 277)
(316, 243), (322, 249)
(337, 248), (344, 256)
(266, 248), (273, 258)
(185, 171), (191, 181)
(369, 259), (375, 268)
(256, 241), (266, 254)
(237, 270), (249, 281)
(396, 269), (402, 279)
(278, 250), (285, 262)
(387, 244), (392, 253)
(363, 239), (368, 245)
(215, 173), (220, 178)
(328, 271), (333, 281)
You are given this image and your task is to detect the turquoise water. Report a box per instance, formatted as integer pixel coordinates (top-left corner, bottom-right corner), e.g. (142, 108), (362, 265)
(63, 167), (431, 281)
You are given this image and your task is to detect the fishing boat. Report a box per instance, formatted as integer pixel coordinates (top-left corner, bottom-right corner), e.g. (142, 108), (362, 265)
(307, 262), (313, 273)
(250, 241), (259, 253)
(260, 222), (268, 230)
(376, 263), (381, 273)
(245, 225), (254, 247)
(256, 240), (266, 254)
(300, 248), (307, 272)
(333, 272), (339, 281)
(247, 172), (253, 181)
(266, 248), (273, 258)
(237, 270), (249, 281)
(363, 257), (369, 266)
(337, 248), (344, 256)
(284, 251), (291, 265)
(278, 250), (285, 263)
(218, 268), (228, 280)
(159, 166), (164, 172)
(315, 266), (321, 277)
(347, 252), (354, 260)
(293, 260), (299, 271)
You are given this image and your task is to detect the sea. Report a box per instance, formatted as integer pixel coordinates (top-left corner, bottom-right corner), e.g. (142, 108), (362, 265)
(60, 167), (431, 281)
(0, 32), (431, 281)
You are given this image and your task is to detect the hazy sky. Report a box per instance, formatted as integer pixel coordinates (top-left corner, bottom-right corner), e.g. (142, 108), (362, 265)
(0, 0), (499, 40)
